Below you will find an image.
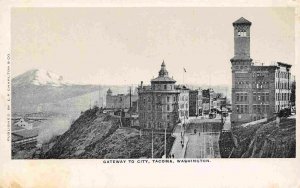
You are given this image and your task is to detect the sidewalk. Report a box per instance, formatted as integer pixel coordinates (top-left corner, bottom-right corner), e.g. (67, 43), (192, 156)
(170, 124), (189, 158)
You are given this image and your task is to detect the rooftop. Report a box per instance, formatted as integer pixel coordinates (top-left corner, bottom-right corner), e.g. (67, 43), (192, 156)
(233, 17), (252, 26)
(151, 61), (176, 83)
(12, 128), (39, 140)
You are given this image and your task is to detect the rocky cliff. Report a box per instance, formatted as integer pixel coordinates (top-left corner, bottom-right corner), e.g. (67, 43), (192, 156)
(219, 118), (296, 158)
(38, 107), (174, 159)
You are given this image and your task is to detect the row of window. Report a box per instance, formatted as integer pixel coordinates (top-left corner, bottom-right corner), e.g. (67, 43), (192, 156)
(235, 81), (269, 89)
(235, 65), (249, 70)
(276, 71), (290, 79)
(253, 92), (269, 102)
(276, 93), (290, 101)
(237, 31), (247, 37)
(253, 82), (269, 89)
(140, 113), (172, 121)
(145, 122), (171, 129)
(236, 105), (249, 114)
(179, 95), (189, 101)
(152, 84), (174, 90)
(141, 104), (176, 112)
(253, 105), (270, 114)
(276, 82), (290, 90)
(236, 93), (248, 102)
(180, 110), (189, 117)
(253, 72), (269, 77)
(142, 95), (177, 104)
(179, 103), (189, 109)
(235, 104), (270, 114)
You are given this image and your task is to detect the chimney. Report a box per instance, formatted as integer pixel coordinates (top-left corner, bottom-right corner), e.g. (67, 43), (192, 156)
(141, 81), (143, 88)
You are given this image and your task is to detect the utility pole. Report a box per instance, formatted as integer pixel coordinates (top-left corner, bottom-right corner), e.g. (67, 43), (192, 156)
(98, 85), (101, 108)
(152, 128), (154, 158)
(129, 86), (132, 127)
(164, 124), (167, 158)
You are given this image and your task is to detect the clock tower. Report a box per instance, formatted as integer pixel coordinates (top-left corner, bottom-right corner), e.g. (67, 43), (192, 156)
(231, 17), (253, 125)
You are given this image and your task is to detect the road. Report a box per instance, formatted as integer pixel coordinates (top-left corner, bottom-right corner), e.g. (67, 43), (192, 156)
(184, 116), (222, 158)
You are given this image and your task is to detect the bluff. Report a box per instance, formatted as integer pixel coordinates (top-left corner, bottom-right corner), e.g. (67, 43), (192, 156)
(41, 107), (174, 159)
(219, 118), (295, 158)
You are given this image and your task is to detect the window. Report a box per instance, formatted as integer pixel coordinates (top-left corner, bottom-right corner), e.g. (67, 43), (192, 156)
(164, 85), (167, 90)
(261, 95), (265, 102)
(167, 105), (170, 111)
(266, 105), (269, 113)
(238, 31), (246, 37)
(266, 93), (269, 101)
(245, 105), (249, 113)
(236, 93), (240, 102)
(167, 96), (170, 102)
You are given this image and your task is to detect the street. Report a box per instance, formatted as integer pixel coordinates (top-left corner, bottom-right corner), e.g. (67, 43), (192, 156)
(184, 116), (222, 158)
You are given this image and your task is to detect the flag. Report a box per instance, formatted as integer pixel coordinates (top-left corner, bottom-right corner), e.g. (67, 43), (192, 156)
(183, 68), (186, 72)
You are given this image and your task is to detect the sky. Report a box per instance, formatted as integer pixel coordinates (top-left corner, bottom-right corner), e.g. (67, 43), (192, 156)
(11, 7), (295, 86)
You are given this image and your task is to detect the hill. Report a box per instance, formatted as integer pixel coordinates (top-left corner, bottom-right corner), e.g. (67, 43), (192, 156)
(219, 118), (296, 158)
(14, 107), (174, 159)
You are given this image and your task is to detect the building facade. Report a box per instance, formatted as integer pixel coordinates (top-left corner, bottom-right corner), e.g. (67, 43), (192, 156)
(202, 88), (215, 114)
(138, 62), (180, 131)
(189, 89), (202, 116)
(106, 89), (138, 109)
(231, 17), (292, 125)
(176, 85), (190, 122)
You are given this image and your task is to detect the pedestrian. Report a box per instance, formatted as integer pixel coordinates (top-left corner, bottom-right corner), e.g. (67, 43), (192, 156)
(199, 132), (200, 136)
(172, 154), (174, 158)
(181, 144), (184, 148)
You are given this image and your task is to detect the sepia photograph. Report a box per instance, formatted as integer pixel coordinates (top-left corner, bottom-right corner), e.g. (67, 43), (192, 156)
(10, 7), (296, 160)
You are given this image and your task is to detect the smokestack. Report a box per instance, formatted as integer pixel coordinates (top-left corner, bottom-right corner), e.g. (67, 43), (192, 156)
(141, 81), (143, 88)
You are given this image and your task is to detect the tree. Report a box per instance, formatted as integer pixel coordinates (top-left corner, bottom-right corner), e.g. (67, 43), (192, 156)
(291, 80), (296, 106)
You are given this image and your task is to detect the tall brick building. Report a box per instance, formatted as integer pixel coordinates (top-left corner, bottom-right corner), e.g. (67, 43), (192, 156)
(231, 17), (292, 126)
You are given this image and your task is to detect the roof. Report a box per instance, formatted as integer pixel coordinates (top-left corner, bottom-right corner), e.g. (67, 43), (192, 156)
(12, 128), (39, 140)
(277, 62), (292, 68)
(151, 61), (176, 83)
(151, 76), (176, 83)
(233, 17), (252, 26)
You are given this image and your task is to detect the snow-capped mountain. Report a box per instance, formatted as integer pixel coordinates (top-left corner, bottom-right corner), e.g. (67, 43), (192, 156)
(12, 69), (72, 87)
(11, 69), (132, 115)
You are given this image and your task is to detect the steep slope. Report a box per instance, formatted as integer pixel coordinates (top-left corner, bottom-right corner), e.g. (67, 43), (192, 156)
(219, 118), (296, 158)
(42, 107), (174, 159)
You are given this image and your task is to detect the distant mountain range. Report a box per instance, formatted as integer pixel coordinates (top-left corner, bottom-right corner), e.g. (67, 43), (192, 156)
(12, 69), (130, 116)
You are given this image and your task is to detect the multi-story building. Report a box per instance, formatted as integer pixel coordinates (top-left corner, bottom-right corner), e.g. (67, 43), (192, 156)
(189, 89), (202, 116)
(138, 62), (180, 131)
(106, 89), (138, 109)
(231, 17), (292, 126)
(176, 85), (190, 122)
(202, 88), (215, 114)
